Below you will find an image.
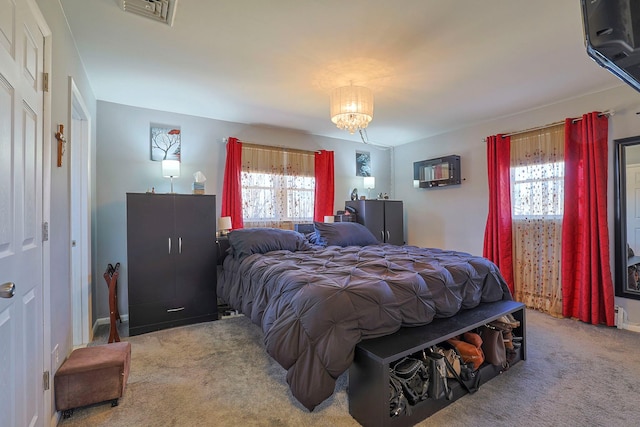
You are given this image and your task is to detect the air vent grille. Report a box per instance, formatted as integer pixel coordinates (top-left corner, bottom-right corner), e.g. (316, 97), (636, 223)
(117, 0), (178, 26)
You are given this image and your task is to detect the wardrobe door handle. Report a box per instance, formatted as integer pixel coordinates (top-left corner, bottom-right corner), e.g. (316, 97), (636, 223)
(380, 231), (384, 241)
(386, 231), (390, 242)
(168, 237), (172, 254)
(179, 237), (182, 254)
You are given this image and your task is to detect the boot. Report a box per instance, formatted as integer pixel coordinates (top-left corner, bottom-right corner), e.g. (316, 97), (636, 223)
(505, 313), (521, 327)
(503, 331), (514, 350)
(503, 331), (522, 351)
(496, 315), (520, 329)
(490, 318), (514, 332)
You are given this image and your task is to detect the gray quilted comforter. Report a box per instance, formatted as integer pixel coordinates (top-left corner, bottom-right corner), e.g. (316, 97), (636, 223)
(218, 244), (511, 411)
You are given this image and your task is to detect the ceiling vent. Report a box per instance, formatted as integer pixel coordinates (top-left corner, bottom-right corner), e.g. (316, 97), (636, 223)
(117, 0), (178, 26)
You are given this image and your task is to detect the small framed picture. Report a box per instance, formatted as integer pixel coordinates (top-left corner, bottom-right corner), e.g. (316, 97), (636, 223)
(150, 124), (181, 161)
(356, 151), (371, 177)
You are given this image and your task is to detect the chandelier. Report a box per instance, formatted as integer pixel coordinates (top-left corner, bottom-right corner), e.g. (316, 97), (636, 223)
(330, 84), (374, 134)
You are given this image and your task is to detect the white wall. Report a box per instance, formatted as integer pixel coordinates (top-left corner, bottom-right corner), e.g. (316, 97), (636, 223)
(394, 83), (640, 324)
(95, 101), (392, 319)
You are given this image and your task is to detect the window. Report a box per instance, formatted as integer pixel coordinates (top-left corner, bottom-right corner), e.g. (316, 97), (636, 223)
(241, 145), (315, 227)
(511, 161), (564, 217)
(241, 171), (315, 222)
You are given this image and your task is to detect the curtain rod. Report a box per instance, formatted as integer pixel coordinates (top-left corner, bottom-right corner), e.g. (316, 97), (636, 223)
(500, 110), (614, 138)
(224, 138), (319, 155)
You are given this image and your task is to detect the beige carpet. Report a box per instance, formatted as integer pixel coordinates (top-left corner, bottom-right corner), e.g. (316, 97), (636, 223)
(58, 310), (640, 427)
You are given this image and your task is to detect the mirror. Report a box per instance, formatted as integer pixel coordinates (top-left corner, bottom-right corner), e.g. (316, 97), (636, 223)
(615, 136), (640, 300)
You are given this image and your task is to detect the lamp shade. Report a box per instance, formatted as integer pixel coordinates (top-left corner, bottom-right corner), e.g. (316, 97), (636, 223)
(330, 85), (374, 134)
(218, 216), (232, 231)
(363, 176), (375, 189)
(162, 160), (181, 178)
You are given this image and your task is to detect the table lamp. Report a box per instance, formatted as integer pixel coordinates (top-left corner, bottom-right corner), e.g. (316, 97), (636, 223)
(363, 176), (375, 199)
(162, 160), (180, 193)
(218, 216), (232, 236)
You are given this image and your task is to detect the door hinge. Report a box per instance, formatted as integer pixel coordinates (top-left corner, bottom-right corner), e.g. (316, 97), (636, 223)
(43, 371), (50, 391)
(42, 221), (49, 242)
(43, 72), (49, 92)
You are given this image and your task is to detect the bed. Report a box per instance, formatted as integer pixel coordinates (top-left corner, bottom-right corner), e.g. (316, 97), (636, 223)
(217, 222), (512, 411)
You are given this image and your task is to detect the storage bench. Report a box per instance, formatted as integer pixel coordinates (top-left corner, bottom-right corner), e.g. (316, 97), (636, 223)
(348, 300), (526, 427)
(55, 341), (131, 418)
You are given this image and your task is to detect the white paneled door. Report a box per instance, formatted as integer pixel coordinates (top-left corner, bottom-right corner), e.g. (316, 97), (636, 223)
(0, 1), (46, 426)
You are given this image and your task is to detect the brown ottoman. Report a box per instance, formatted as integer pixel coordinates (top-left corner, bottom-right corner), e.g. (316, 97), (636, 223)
(55, 341), (131, 418)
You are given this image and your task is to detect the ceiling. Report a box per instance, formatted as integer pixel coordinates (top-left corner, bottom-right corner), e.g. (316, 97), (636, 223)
(58, 0), (623, 147)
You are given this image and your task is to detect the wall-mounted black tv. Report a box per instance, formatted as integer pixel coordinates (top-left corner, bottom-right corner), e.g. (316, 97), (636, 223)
(581, 0), (640, 92)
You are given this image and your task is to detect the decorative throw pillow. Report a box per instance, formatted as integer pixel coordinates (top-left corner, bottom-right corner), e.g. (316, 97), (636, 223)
(313, 221), (379, 247)
(228, 228), (311, 259)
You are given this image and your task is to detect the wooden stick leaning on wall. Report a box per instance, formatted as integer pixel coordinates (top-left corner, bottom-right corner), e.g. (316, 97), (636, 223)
(103, 263), (121, 343)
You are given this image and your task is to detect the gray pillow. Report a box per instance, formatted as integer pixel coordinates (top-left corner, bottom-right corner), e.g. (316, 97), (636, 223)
(313, 221), (379, 247)
(228, 228), (311, 259)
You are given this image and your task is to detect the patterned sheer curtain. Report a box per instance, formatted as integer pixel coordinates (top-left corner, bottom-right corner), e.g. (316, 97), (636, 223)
(241, 144), (315, 230)
(510, 124), (564, 317)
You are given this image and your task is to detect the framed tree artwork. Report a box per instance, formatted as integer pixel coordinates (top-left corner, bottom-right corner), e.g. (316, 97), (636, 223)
(356, 151), (371, 177)
(151, 124), (181, 161)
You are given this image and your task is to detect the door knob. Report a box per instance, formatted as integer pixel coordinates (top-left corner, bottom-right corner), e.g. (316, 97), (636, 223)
(1, 282), (15, 299)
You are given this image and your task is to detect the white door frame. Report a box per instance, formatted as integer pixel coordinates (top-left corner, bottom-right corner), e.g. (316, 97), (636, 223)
(24, 0), (52, 424)
(69, 77), (92, 346)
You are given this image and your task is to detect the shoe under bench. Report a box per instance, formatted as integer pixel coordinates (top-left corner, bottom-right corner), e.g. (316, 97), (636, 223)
(348, 299), (526, 427)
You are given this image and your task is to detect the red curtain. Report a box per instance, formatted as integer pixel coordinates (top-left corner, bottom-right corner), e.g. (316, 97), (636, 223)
(562, 113), (615, 326)
(483, 134), (515, 294)
(313, 150), (334, 222)
(221, 137), (244, 229)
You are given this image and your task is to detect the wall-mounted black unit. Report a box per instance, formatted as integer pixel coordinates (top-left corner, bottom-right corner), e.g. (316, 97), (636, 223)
(413, 155), (461, 188)
(581, 0), (640, 93)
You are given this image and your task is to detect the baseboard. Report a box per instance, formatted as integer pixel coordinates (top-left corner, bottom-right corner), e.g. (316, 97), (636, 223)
(620, 321), (640, 333)
(615, 305), (640, 332)
(51, 410), (60, 426)
(92, 314), (129, 336)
